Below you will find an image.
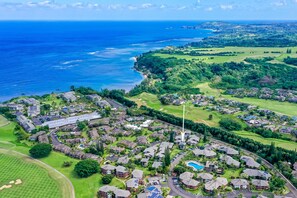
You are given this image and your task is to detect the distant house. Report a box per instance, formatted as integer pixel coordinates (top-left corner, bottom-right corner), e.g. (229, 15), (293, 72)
(28, 104), (40, 117)
(101, 164), (116, 175)
(117, 156), (130, 165)
(205, 161), (217, 172)
(116, 166), (129, 179)
(118, 140), (137, 149)
(137, 185), (163, 198)
(240, 156), (261, 169)
(101, 135), (116, 144)
(193, 148), (216, 158)
(220, 155), (240, 168)
(140, 158), (149, 167)
(243, 169), (271, 180)
(60, 92), (77, 103)
(86, 94), (102, 102)
(96, 100), (111, 109)
(98, 185), (131, 198)
(137, 136), (149, 145)
(197, 173), (213, 183)
(126, 178), (139, 191)
(88, 128), (99, 139)
(38, 134), (49, 144)
(29, 131), (46, 141)
(17, 115), (35, 132)
(110, 146), (125, 154)
(179, 172), (199, 189)
(152, 161), (163, 169)
(251, 179), (269, 190)
(187, 135), (200, 145)
(132, 169), (144, 180)
(217, 146), (239, 156)
(231, 179), (249, 189)
(204, 177), (228, 192)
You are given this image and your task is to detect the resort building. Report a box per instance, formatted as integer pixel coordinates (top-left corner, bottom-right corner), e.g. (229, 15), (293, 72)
(231, 179), (249, 189)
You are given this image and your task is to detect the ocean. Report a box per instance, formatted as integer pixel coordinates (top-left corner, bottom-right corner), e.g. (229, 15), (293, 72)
(0, 21), (212, 101)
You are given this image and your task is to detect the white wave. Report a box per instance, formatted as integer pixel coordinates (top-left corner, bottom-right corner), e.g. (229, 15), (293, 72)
(129, 57), (137, 62)
(61, 60), (83, 65)
(87, 47), (135, 58)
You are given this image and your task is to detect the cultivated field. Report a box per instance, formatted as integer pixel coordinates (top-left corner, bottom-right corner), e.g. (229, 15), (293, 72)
(0, 150), (62, 198)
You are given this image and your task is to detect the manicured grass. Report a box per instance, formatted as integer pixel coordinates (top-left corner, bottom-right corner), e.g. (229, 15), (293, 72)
(222, 167), (243, 181)
(130, 92), (243, 127)
(0, 123), (124, 198)
(0, 115), (9, 127)
(154, 47), (297, 64)
(234, 131), (297, 151)
(197, 83), (297, 117)
(0, 150), (62, 198)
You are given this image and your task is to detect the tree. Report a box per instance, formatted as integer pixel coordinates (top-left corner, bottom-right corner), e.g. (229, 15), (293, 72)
(102, 174), (114, 184)
(169, 132), (175, 143)
(270, 177), (285, 191)
(74, 159), (99, 178)
(164, 148), (171, 167)
(63, 161), (73, 167)
(203, 129), (208, 142)
(173, 166), (186, 174)
(208, 114), (213, 120)
(77, 120), (88, 131)
(219, 118), (242, 131)
(29, 143), (52, 158)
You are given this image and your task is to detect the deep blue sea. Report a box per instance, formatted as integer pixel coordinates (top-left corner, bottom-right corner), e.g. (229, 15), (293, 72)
(0, 21), (212, 101)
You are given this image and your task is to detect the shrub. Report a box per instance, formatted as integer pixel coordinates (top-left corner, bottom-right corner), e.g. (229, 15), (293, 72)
(63, 161), (73, 167)
(219, 118), (242, 131)
(102, 174), (114, 184)
(29, 143), (52, 158)
(74, 159), (99, 178)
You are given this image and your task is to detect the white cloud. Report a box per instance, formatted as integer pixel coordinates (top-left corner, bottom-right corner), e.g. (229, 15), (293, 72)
(205, 7), (213, 11)
(107, 4), (122, 10)
(220, 4), (233, 10)
(141, 3), (153, 9)
(272, 0), (287, 6)
(177, 6), (187, 10)
(160, 4), (166, 9)
(128, 5), (137, 10)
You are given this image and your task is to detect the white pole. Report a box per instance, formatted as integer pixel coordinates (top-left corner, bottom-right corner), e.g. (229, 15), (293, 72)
(181, 105), (185, 142)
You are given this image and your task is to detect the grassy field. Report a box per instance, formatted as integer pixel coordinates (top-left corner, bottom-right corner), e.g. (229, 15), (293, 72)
(130, 92), (297, 150)
(0, 115), (9, 127)
(234, 131), (297, 151)
(0, 122), (124, 198)
(197, 83), (297, 117)
(0, 149), (62, 198)
(154, 46), (297, 64)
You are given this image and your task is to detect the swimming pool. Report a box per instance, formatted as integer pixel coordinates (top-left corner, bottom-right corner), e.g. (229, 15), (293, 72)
(186, 161), (204, 171)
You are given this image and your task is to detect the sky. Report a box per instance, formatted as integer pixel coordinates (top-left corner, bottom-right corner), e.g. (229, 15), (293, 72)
(0, 0), (297, 20)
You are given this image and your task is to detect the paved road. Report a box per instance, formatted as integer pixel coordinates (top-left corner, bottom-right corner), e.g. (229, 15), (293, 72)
(156, 118), (297, 198)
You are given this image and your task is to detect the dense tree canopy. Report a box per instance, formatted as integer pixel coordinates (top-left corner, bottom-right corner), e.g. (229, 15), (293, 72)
(74, 159), (99, 178)
(29, 143), (52, 158)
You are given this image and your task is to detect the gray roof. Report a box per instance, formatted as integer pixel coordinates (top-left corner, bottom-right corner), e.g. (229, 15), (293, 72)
(114, 189), (131, 197)
(132, 169), (144, 179)
(197, 173), (213, 180)
(220, 155), (240, 167)
(152, 161), (163, 169)
(251, 179), (269, 187)
(218, 146), (239, 155)
(204, 177), (228, 191)
(102, 164), (116, 171)
(243, 169), (271, 180)
(181, 178), (199, 187)
(193, 148), (216, 157)
(117, 156), (130, 164)
(231, 179), (249, 186)
(240, 156), (260, 168)
(126, 178), (139, 188)
(116, 166), (127, 173)
(99, 185), (117, 193)
(179, 172), (194, 181)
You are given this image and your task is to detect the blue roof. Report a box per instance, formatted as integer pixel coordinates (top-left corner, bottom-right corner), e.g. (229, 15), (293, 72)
(146, 186), (163, 198)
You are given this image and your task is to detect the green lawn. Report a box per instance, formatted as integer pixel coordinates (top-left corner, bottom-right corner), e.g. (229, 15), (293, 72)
(197, 83), (297, 117)
(234, 131), (297, 151)
(130, 92), (243, 127)
(0, 115), (9, 127)
(154, 46), (297, 65)
(0, 150), (62, 198)
(0, 122), (124, 198)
